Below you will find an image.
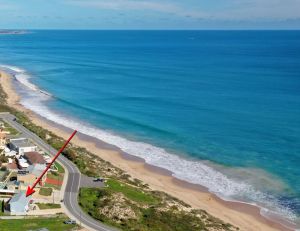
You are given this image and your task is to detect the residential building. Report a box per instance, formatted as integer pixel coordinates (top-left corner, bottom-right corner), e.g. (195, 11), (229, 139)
(7, 159), (19, 171)
(9, 138), (37, 155)
(5, 191), (31, 215)
(4, 147), (17, 157)
(24, 152), (46, 165)
(17, 157), (29, 169)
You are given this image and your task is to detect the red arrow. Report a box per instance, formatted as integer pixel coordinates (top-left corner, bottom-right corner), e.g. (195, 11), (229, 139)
(26, 130), (77, 197)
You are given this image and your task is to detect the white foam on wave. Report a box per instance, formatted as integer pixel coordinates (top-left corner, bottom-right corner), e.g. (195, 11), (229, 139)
(0, 64), (26, 73)
(1, 64), (298, 225)
(0, 64), (52, 96)
(15, 73), (39, 91)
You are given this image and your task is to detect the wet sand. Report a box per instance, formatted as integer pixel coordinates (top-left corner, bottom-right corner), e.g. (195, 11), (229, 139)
(0, 70), (295, 231)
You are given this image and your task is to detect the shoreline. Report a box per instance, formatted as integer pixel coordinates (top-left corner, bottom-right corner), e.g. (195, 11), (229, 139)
(0, 70), (296, 231)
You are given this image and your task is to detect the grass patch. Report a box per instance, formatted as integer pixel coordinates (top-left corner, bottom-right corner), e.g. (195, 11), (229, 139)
(39, 187), (52, 196)
(79, 187), (108, 218)
(0, 120), (19, 136)
(36, 203), (61, 210)
(45, 172), (63, 190)
(47, 172), (64, 181)
(0, 216), (77, 231)
(44, 183), (61, 190)
(78, 187), (236, 231)
(106, 179), (158, 204)
(54, 161), (65, 173)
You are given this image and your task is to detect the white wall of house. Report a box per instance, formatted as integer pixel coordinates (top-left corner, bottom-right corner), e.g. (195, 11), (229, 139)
(19, 146), (37, 155)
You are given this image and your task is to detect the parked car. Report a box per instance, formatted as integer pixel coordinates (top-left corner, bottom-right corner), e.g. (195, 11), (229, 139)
(10, 176), (17, 181)
(64, 219), (76, 225)
(93, 177), (104, 182)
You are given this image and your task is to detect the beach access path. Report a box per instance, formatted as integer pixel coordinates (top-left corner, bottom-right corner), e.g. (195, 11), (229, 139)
(0, 112), (118, 231)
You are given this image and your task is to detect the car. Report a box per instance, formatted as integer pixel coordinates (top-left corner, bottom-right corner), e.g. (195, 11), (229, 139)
(64, 219), (76, 225)
(10, 176), (17, 181)
(93, 177), (104, 182)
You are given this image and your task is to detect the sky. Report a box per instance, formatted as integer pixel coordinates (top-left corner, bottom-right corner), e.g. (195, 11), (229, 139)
(0, 0), (300, 29)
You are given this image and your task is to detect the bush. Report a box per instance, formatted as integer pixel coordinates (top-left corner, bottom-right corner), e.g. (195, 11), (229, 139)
(63, 149), (76, 161)
(0, 155), (8, 163)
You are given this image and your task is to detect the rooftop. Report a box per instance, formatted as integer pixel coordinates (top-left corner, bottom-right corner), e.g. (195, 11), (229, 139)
(27, 164), (45, 177)
(24, 152), (46, 165)
(10, 138), (35, 148)
(9, 191), (31, 213)
(7, 160), (18, 170)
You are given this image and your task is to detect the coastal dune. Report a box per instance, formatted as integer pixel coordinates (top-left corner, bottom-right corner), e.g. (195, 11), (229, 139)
(0, 70), (292, 231)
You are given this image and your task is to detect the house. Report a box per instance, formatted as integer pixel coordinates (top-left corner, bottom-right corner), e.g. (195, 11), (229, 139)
(9, 138), (37, 155)
(0, 188), (15, 197)
(18, 164), (46, 187)
(4, 147), (17, 157)
(7, 159), (19, 171)
(5, 191), (31, 215)
(43, 155), (52, 164)
(24, 152), (46, 165)
(17, 157), (29, 169)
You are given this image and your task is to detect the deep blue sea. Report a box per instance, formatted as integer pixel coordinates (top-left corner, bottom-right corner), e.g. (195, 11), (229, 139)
(0, 30), (299, 226)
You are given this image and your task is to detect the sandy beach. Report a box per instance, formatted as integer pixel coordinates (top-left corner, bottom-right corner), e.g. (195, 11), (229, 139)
(0, 70), (294, 231)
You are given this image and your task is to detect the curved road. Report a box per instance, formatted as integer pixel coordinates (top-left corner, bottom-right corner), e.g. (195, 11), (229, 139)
(0, 112), (117, 231)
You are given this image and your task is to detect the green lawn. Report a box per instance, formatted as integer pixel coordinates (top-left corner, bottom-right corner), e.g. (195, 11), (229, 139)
(44, 183), (60, 190)
(39, 187), (53, 196)
(0, 217), (77, 231)
(36, 203), (61, 210)
(54, 161), (65, 173)
(106, 179), (158, 204)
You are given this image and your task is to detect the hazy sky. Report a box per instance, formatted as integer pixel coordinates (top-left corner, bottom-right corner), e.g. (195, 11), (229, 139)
(0, 0), (300, 29)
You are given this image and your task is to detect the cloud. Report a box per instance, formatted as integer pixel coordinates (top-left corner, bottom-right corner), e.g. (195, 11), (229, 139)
(69, 0), (175, 11)
(0, 1), (18, 10)
(216, 0), (300, 20)
(67, 0), (300, 21)
(67, 0), (208, 19)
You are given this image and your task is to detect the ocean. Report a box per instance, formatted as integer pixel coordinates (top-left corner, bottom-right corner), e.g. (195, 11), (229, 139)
(0, 30), (299, 226)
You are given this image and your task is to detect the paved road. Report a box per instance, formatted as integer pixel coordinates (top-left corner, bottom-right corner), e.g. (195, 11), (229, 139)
(0, 112), (118, 231)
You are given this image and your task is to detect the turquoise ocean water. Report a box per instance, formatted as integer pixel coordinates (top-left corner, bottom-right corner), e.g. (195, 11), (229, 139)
(0, 30), (299, 227)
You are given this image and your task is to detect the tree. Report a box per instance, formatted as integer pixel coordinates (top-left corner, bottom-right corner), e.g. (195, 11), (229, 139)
(1, 200), (4, 213)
